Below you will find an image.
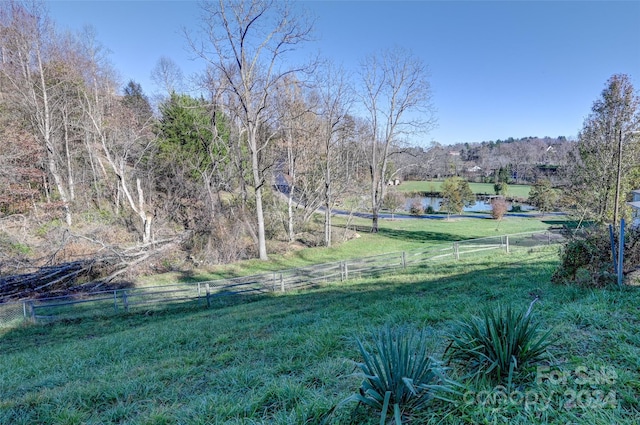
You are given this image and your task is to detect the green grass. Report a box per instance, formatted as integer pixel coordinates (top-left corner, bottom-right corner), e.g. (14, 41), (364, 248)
(1, 239), (639, 424)
(399, 180), (532, 199)
(139, 215), (558, 285)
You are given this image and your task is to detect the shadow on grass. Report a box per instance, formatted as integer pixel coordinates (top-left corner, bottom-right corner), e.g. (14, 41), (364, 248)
(541, 218), (585, 229)
(0, 254), (568, 354)
(333, 223), (464, 244)
(0, 291), (273, 354)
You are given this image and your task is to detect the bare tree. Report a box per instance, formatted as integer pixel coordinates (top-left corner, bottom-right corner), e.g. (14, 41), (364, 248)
(0, 121), (44, 214)
(358, 47), (435, 232)
(382, 189), (405, 220)
(187, 0), (313, 260)
(0, 0), (73, 225)
(150, 55), (184, 96)
(274, 76), (321, 243)
(79, 53), (156, 243)
(315, 61), (353, 246)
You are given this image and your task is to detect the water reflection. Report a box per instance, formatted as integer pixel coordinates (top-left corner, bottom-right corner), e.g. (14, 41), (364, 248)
(405, 197), (536, 213)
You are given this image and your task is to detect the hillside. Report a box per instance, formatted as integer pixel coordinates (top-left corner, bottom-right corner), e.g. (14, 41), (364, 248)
(1, 217), (639, 424)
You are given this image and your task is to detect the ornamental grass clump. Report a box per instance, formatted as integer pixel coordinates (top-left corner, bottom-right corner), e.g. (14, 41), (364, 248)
(445, 304), (552, 386)
(345, 324), (458, 425)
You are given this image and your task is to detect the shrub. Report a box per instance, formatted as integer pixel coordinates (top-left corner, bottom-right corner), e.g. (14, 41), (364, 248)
(490, 197), (508, 220)
(445, 304), (552, 387)
(383, 190), (406, 219)
(552, 225), (640, 287)
(494, 182), (508, 196)
(510, 204), (523, 213)
(409, 199), (424, 215)
(344, 325), (458, 424)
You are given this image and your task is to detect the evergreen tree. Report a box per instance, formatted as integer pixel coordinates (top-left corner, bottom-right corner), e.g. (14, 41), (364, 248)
(122, 80), (153, 122)
(529, 180), (558, 213)
(566, 74), (640, 224)
(441, 177), (475, 217)
(154, 92), (230, 207)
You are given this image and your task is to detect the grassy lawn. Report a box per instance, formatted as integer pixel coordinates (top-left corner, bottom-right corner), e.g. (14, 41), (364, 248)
(139, 215), (559, 285)
(1, 216), (638, 424)
(400, 180), (532, 199)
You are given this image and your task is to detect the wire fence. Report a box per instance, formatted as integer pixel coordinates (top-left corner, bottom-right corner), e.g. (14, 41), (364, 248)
(0, 229), (564, 327)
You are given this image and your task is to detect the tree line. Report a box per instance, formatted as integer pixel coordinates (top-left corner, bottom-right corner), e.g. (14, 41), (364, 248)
(0, 0), (435, 279)
(1, 0), (638, 288)
(394, 137), (575, 185)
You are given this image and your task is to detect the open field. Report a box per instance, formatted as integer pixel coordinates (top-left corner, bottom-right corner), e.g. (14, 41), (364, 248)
(138, 215), (559, 285)
(399, 180), (532, 199)
(2, 217), (638, 424)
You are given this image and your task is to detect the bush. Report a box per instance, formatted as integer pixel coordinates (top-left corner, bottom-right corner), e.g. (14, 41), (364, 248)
(445, 304), (552, 386)
(344, 325), (458, 424)
(552, 225), (640, 287)
(383, 190), (406, 219)
(490, 197), (508, 220)
(409, 199), (424, 215)
(494, 182), (508, 196)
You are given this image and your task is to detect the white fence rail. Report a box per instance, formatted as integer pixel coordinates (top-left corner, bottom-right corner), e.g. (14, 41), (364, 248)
(0, 230), (563, 327)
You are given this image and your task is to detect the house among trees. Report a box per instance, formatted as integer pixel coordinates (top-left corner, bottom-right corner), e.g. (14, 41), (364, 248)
(629, 189), (640, 227)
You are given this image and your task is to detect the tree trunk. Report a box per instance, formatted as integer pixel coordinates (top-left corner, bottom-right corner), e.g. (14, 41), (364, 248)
(249, 126), (268, 260)
(371, 209), (379, 233)
(136, 178), (152, 244)
(38, 55), (72, 226)
(287, 139), (296, 244)
(63, 112), (75, 202)
(324, 167), (332, 247)
(255, 186), (268, 260)
(288, 191), (295, 243)
(324, 198), (332, 247)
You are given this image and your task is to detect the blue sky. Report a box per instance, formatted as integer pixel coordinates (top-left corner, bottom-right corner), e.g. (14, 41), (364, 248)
(47, 0), (640, 145)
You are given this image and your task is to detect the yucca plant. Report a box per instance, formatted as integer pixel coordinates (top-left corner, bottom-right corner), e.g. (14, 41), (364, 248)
(445, 304), (552, 386)
(344, 325), (458, 425)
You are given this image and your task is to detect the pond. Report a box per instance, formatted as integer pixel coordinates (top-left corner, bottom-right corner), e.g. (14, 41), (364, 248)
(404, 197), (536, 213)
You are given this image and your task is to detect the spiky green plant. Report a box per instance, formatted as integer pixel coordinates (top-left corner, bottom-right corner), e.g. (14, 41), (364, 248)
(445, 304), (552, 386)
(345, 325), (458, 425)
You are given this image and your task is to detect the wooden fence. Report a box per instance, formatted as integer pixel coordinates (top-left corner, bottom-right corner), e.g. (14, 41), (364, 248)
(0, 230), (564, 326)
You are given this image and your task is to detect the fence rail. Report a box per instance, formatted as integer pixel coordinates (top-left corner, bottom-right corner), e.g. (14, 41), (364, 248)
(0, 230), (564, 327)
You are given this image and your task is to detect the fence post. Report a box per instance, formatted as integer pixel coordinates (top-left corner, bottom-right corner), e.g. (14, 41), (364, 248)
(547, 231), (551, 245)
(280, 273), (285, 292)
(206, 283), (211, 308)
(340, 262), (344, 282)
(618, 219), (625, 287)
(505, 236), (510, 253)
(401, 251), (406, 269)
(28, 301), (36, 323)
(122, 291), (129, 312)
(609, 225), (618, 272)
(113, 290), (118, 313)
(453, 242), (460, 260)
(344, 261), (349, 280)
